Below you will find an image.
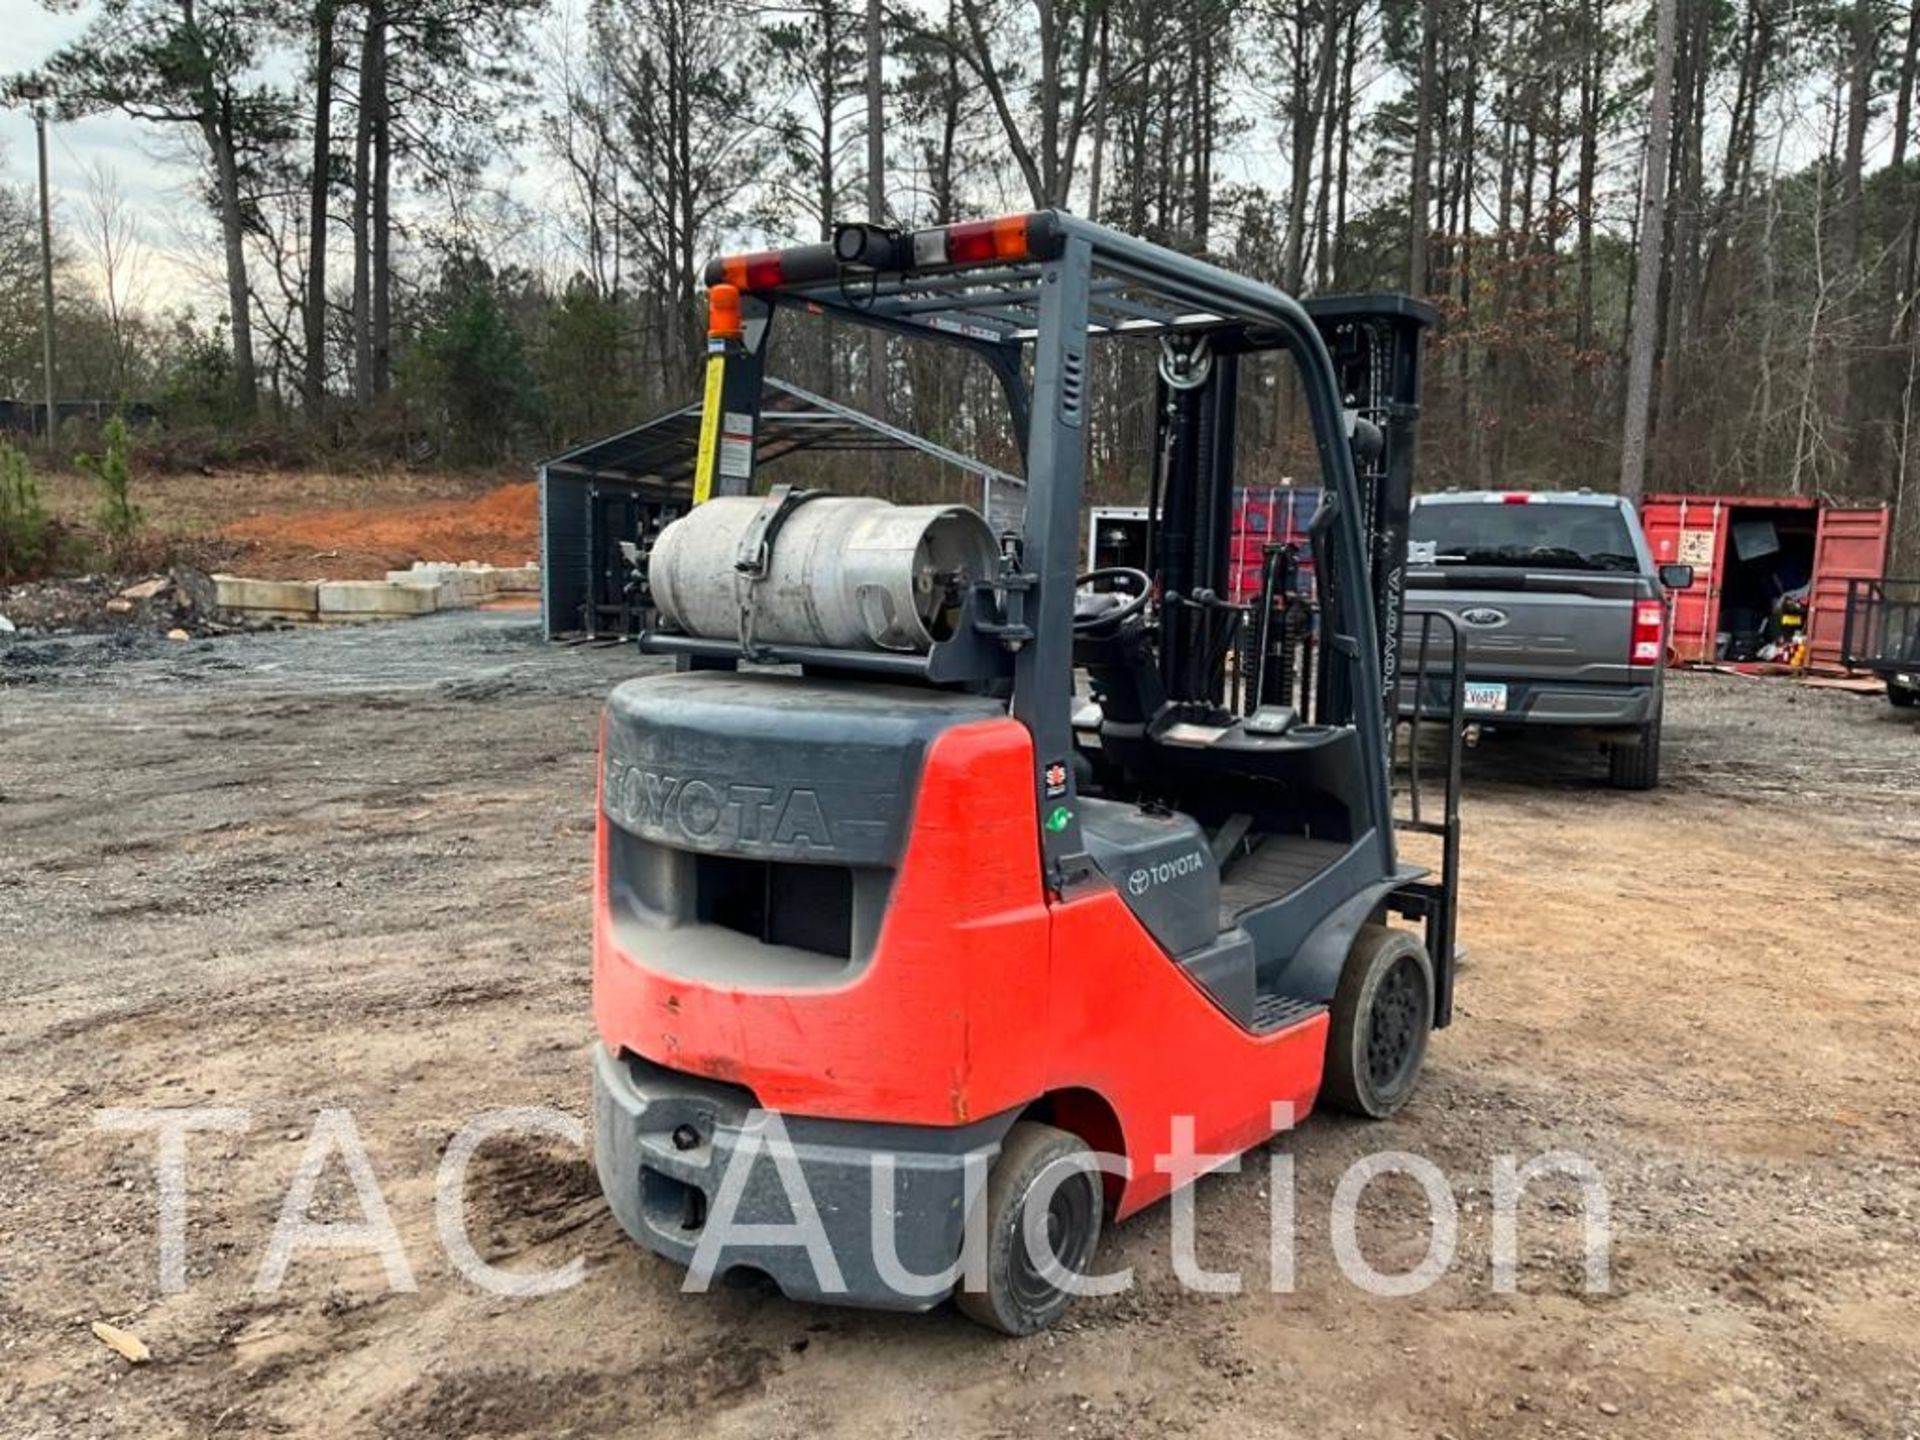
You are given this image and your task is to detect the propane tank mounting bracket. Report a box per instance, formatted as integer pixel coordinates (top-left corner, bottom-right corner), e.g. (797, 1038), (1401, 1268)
(734, 483), (823, 658)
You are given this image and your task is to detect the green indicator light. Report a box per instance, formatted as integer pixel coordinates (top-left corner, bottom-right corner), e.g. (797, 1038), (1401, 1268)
(1045, 805), (1073, 833)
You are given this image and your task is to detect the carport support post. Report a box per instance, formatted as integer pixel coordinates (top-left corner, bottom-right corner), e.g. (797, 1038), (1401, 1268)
(1013, 237), (1094, 892)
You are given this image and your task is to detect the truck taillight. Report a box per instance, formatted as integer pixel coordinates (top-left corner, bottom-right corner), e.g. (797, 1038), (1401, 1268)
(1631, 599), (1664, 667)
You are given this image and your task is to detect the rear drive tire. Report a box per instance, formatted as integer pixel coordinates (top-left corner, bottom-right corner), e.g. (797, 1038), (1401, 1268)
(1607, 721), (1662, 790)
(1889, 680), (1918, 709)
(954, 1122), (1104, 1336)
(1323, 924), (1434, 1119)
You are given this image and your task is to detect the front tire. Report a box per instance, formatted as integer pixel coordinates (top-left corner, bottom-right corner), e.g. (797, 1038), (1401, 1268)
(1607, 721), (1662, 790)
(954, 1122), (1104, 1336)
(1889, 680), (1918, 709)
(1323, 924), (1434, 1119)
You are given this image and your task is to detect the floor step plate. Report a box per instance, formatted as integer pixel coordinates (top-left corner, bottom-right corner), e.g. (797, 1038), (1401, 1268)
(1250, 993), (1326, 1035)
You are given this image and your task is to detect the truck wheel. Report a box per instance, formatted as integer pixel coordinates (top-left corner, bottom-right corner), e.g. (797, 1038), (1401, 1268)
(954, 1122), (1104, 1336)
(1889, 680), (1918, 709)
(1607, 722), (1661, 790)
(1323, 924), (1434, 1119)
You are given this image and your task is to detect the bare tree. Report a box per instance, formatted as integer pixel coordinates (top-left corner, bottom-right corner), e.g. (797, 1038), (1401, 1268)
(953, 0), (1103, 208)
(22, 0), (293, 413)
(303, 0), (338, 415)
(866, 0), (886, 421)
(77, 161), (150, 397)
(1620, 0), (1678, 505)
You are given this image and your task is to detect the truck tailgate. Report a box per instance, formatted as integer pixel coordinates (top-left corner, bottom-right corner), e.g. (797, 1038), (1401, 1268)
(1404, 568), (1641, 685)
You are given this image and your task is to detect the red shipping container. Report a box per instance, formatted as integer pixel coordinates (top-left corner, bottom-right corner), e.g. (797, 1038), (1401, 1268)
(1228, 485), (1320, 604)
(1640, 493), (1889, 669)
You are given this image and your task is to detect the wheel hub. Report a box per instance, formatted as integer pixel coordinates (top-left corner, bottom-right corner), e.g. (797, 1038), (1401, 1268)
(1366, 953), (1426, 1091)
(1010, 1164), (1097, 1310)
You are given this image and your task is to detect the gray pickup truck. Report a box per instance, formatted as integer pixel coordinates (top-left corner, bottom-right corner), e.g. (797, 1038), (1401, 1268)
(1398, 491), (1692, 790)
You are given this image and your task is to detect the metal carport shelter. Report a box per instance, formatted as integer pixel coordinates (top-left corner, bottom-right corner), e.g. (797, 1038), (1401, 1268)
(538, 376), (1022, 639)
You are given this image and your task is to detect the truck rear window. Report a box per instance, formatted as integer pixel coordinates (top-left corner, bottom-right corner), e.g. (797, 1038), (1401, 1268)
(1411, 501), (1638, 572)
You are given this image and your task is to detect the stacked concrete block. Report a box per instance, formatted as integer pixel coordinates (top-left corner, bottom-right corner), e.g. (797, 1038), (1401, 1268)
(489, 565), (540, 594)
(389, 563), (493, 607)
(213, 575), (320, 621)
(386, 561), (541, 606)
(215, 561), (539, 623)
(317, 580), (440, 618)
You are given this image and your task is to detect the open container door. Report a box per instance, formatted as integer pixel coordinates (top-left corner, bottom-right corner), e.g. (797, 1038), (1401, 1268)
(1808, 506), (1891, 669)
(1642, 495), (1726, 663)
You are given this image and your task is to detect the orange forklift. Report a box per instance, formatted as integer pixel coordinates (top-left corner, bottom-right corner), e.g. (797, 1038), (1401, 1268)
(590, 211), (1463, 1333)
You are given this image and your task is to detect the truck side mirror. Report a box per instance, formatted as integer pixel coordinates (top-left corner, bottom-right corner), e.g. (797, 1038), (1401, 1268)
(1658, 563), (1695, 591)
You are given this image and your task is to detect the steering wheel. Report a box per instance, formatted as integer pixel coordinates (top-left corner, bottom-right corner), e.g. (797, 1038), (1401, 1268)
(1073, 567), (1154, 631)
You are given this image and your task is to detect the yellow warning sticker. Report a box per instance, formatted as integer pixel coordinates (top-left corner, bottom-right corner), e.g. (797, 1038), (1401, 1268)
(693, 353), (725, 504)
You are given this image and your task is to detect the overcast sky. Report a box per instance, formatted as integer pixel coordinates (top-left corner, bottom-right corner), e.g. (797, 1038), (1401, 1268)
(2, 2), (230, 306)
(0, 0), (1876, 324)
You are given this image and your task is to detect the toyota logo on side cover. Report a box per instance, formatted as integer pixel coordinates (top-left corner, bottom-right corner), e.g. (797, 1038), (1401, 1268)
(1460, 606), (1508, 627)
(1128, 850), (1208, 896)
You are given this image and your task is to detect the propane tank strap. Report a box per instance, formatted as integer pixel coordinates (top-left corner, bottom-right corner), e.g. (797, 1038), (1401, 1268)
(733, 484), (821, 657)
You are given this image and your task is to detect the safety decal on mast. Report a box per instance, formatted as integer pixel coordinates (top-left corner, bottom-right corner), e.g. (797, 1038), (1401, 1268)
(718, 411), (756, 480)
(692, 351), (726, 505)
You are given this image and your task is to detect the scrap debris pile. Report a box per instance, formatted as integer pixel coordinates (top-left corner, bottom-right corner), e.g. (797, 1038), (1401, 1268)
(0, 567), (225, 640)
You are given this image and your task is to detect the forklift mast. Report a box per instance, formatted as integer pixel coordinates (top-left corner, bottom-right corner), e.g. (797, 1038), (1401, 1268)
(1305, 296), (1435, 726)
(1144, 295), (1435, 727)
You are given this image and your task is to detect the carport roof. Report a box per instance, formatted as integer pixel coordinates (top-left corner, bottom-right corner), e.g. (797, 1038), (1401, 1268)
(539, 376), (1022, 498)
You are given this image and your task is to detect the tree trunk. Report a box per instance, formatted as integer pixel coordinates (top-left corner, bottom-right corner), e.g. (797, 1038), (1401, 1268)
(1457, 0), (1481, 469)
(1575, 0), (1598, 353)
(303, 0), (336, 417)
(1086, 8), (1110, 220)
(370, 0), (391, 396)
(1620, 0), (1679, 505)
(1838, 0), (1873, 281)
(205, 104), (258, 412)
(1310, 6), (1337, 289)
(1833, 0), (1874, 466)
(1332, 5), (1357, 288)
(350, 2), (377, 403)
(866, 0), (886, 425)
(1407, 0), (1438, 295)
(1282, 8), (1324, 291)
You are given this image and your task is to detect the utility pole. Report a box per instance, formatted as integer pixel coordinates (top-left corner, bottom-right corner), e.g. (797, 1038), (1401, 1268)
(20, 82), (57, 450)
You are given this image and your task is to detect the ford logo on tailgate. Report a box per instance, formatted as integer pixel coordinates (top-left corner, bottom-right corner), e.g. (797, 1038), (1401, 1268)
(1459, 606), (1508, 627)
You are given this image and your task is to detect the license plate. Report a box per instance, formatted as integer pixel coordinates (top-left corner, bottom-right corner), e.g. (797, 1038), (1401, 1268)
(1464, 681), (1509, 713)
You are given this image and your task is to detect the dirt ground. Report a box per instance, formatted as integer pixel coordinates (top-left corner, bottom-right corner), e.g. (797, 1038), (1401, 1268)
(4, 616), (1919, 1440)
(33, 467), (537, 581)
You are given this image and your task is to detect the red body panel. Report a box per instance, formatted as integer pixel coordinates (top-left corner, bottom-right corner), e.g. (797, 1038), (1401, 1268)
(1039, 888), (1327, 1216)
(593, 715), (1328, 1219)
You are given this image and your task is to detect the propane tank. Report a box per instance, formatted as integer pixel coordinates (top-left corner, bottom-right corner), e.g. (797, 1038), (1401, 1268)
(648, 494), (998, 653)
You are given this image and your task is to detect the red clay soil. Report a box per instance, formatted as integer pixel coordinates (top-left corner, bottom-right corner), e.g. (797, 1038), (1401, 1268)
(220, 480), (539, 580)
